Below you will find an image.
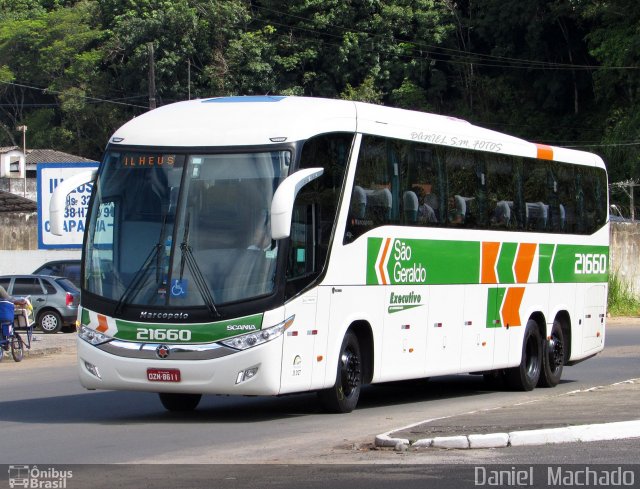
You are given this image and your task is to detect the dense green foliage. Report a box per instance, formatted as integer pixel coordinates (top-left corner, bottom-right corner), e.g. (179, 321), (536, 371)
(0, 0), (638, 204)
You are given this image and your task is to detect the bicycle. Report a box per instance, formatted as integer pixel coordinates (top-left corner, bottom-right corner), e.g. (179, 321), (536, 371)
(0, 298), (34, 363)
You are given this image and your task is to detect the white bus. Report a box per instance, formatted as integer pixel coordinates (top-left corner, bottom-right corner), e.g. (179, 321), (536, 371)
(51, 96), (609, 413)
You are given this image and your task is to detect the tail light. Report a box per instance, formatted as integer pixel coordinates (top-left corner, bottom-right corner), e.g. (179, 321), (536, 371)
(66, 292), (74, 307)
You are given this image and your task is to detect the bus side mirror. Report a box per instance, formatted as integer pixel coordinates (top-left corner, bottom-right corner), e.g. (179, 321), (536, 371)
(270, 168), (324, 240)
(50, 170), (98, 236)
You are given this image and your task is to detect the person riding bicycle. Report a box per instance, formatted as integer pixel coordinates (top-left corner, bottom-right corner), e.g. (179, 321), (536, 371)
(0, 285), (27, 340)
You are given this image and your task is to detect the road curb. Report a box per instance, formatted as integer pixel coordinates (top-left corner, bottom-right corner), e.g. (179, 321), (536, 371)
(376, 379), (640, 450)
(377, 419), (640, 450)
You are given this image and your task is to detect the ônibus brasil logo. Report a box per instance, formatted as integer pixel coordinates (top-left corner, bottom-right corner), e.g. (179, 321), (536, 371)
(373, 238), (427, 285)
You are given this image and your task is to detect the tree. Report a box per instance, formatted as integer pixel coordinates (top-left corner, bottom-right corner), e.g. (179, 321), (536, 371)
(583, 0), (640, 182)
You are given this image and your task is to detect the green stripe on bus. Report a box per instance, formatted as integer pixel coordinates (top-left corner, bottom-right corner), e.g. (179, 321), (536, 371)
(538, 244), (555, 283)
(366, 237), (384, 285)
(367, 237), (608, 286)
(550, 245), (609, 283)
(113, 313), (264, 343)
(81, 308), (90, 325)
(367, 238), (480, 285)
(486, 287), (506, 328)
(497, 242), (518, 284)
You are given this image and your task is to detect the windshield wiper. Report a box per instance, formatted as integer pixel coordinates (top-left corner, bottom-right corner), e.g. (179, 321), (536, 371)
(114, 243), (162, 315)
(179, 213), (221, 318)
(115, 212), (169, 315)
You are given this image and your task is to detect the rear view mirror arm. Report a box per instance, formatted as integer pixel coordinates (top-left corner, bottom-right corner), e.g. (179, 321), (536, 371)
(270, 168), (324, 240)
(49, 170), (98, 236)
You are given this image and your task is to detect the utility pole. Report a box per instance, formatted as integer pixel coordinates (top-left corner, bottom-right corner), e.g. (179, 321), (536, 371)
(187, 59), (191, 100)
(16, 125), (27, 197)
(148, 43), (157, 110)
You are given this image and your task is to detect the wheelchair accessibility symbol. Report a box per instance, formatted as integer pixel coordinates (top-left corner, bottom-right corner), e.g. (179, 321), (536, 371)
(171, 279), (187, 297)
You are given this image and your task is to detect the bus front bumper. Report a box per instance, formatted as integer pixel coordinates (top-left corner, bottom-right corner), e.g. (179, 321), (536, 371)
(77, 336), (284, 396)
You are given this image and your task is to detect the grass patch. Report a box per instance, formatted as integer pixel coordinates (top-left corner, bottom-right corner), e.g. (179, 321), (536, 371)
(608, 273), (640, 317)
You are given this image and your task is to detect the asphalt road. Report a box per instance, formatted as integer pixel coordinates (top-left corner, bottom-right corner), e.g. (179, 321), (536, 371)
(0, 320), (638, 487)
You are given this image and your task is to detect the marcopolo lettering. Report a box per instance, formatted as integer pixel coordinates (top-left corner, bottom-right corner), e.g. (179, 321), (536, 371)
(140, 311), (189, 320)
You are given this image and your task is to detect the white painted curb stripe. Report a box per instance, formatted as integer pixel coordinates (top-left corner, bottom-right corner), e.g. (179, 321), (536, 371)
(374, 379), (640, 450)
(379, 420), (640, 450)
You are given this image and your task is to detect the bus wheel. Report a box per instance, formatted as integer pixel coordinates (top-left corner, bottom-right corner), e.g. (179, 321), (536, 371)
(318, 331), (362, 413)
(538, 321), (564, 388)
(158, 393), (202, 412)
(506, 320), (542, 391)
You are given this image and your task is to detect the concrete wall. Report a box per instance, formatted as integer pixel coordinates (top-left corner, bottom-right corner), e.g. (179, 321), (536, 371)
(610, 221), (640, 295)
(0, 211), (80, 274)
(0, 212), (38, 250)
(0, 177), (38, 201)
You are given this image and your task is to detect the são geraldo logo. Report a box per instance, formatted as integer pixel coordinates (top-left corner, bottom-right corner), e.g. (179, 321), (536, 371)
(374, 238), (427, 285)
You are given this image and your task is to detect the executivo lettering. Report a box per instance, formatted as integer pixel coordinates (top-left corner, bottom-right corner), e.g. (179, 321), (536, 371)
(388, 291), (424, 313)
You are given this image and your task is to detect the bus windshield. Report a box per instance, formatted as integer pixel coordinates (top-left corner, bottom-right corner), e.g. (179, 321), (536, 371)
(84, 149), (291, 309)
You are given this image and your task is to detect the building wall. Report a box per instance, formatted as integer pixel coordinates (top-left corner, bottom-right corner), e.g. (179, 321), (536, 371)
(0, 149), (25, 178)
(0, 212), (81, 274)
(0, 177), (38, 201)
(610, 221), (640, 295)
(0, 212), (38, 250)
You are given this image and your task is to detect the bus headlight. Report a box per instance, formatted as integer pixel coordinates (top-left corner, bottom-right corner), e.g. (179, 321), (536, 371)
(79, 325), (113, 346)
(220, 316), (294, 351)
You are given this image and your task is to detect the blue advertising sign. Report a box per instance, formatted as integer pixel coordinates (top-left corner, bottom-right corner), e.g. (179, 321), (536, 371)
(37, 162), (99, 249)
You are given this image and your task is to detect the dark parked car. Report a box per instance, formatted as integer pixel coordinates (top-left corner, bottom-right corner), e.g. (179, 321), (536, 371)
(0, 274), (80, 333)
(33, 260), (81, 288)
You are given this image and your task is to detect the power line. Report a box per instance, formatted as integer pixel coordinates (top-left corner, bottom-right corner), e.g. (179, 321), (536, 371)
(249, 4), (638, 72)
(0, 80), (148, 109)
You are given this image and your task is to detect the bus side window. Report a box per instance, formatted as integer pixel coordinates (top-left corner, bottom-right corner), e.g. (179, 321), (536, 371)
(551, 162), (573, 233)
(444, 149), (476, 227)
(345, 135), (393, 241)
(288, 132), (352, 297)
(287, 203), (316, 280)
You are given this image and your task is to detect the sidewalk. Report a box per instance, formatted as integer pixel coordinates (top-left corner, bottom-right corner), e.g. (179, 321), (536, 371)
(22, 330), (77, 357)
(375, 317), (640, 450)
(377, 378), (640, 449)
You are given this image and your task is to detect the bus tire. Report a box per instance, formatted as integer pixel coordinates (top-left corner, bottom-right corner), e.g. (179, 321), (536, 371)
(317, 331), (362, 413)
(158, 393), (202, 412)
(506, 319), (542, 391)
(538, 320), (564, 388)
